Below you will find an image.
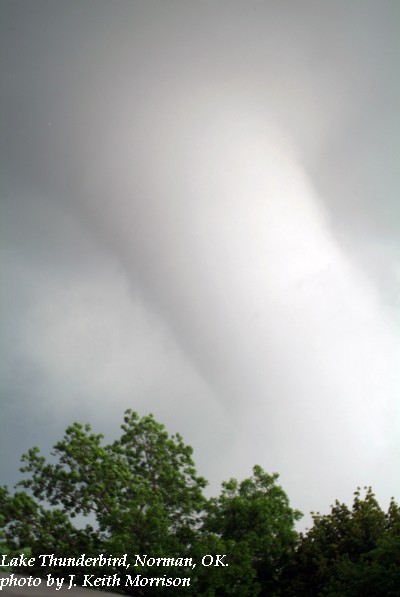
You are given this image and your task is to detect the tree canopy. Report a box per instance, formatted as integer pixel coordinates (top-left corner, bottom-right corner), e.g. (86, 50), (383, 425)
(0, 409), (399, 596)
(288, 487), (400, 597)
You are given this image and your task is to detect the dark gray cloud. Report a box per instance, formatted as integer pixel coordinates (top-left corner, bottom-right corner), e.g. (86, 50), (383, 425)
(1, 0), (399, 525)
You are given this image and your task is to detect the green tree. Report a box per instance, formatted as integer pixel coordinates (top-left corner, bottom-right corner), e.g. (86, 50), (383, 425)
(2, 412), (303, 596)
(288, 487), (400, 597)
(5, 410), (207, 595)
(0, 487), (34, 571)
(195, 466), (302, 597)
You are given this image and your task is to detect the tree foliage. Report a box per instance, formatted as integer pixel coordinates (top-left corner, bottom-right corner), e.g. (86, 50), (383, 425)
(1, 411), (300, 595)
(4, 410), (208, 594)
(0, 409), (399, 596)
(198, 466), (301, 596)
(288, 487), (400, 597)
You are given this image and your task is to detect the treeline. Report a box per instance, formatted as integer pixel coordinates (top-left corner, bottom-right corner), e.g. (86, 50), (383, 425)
(0, 410), (399, 596)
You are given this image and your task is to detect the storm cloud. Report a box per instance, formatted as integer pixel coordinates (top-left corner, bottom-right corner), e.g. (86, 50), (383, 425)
(1, 0), (399, 525)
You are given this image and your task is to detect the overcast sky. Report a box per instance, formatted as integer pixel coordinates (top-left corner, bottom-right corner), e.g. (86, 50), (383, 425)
(1, 0), (399, 527)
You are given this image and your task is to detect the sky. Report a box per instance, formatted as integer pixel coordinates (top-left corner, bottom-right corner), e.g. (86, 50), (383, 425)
(1, 0), (399, 528)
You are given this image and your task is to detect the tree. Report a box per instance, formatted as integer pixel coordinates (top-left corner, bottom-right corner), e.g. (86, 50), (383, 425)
(4, 410), (208, 595)
(195, 466), (302, 597)
(4, 410), (398, 596)
(1, 411), (303, 596)
(288, 487), (400, 597)
(0, 487), (35, 571)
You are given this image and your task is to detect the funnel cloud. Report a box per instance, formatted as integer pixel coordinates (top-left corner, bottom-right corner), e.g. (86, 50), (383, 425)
(1, 0), (399, 525)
